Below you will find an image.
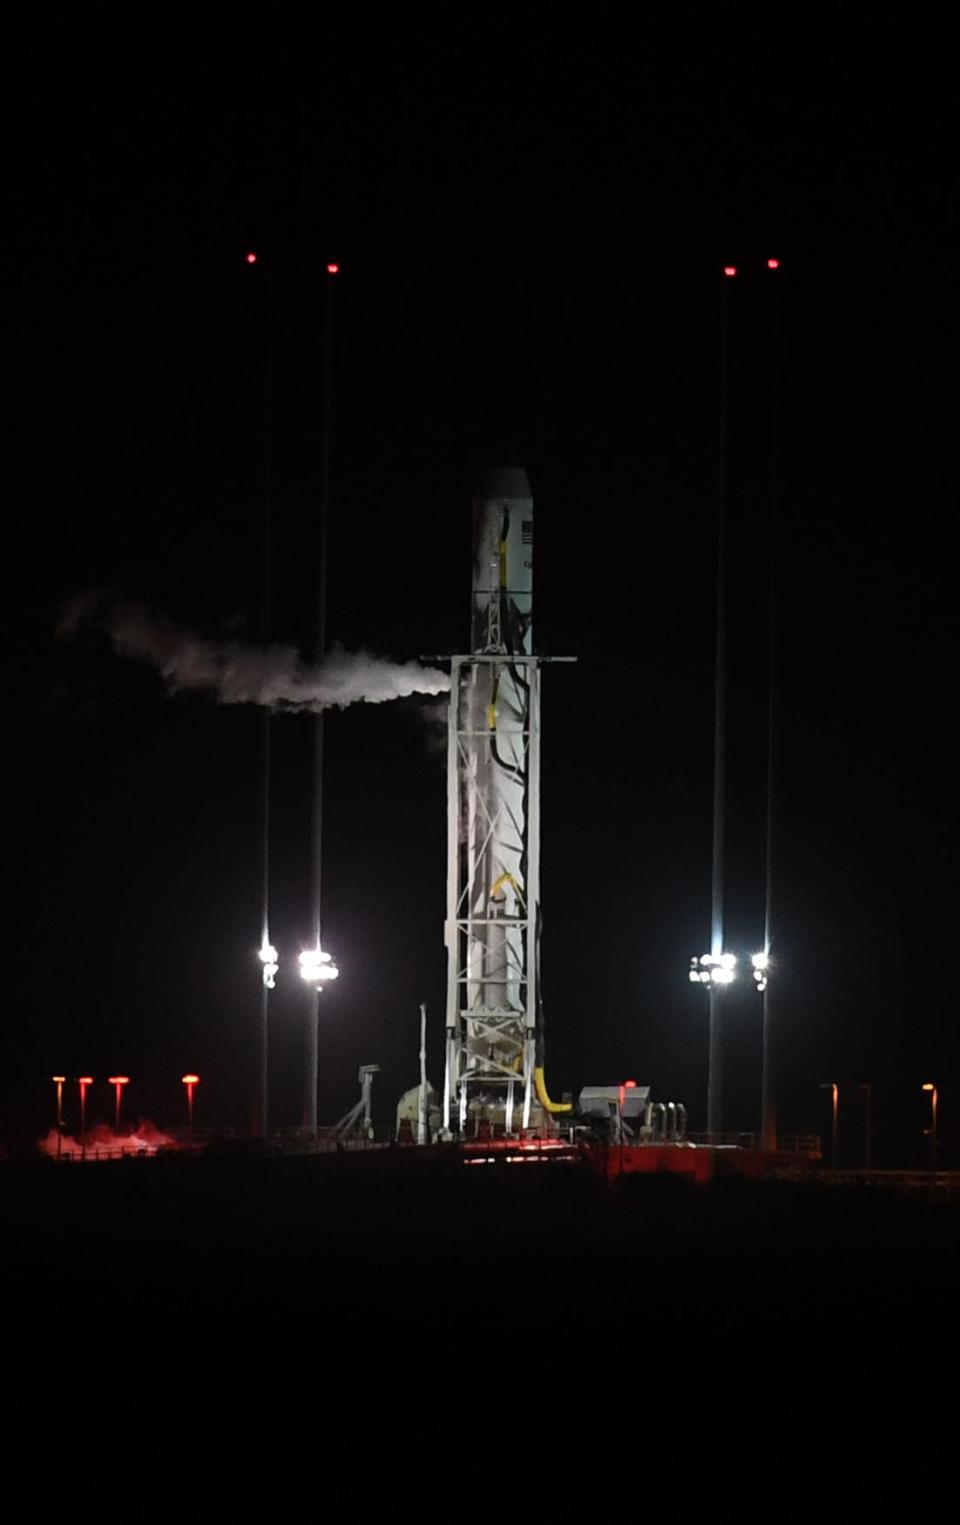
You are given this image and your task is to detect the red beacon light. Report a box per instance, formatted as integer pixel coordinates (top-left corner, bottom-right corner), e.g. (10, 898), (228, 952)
(326, 262), (340, 275)
(723, 265), (737, 278)
(109, 1075), (130, 1131)
(245, 251), (258, 265)
(767, 257), (780, 270)
(181, 1073), (200, 1133)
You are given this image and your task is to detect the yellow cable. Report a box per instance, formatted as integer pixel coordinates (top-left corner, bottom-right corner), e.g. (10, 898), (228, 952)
(534, 1066), (573, 1115)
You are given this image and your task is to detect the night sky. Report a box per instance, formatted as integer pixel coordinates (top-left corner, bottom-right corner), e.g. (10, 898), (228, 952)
(6, 20), (956, 1162)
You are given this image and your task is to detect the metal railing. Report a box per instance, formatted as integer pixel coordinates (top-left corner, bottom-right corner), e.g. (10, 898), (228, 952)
(46, 1126), (826, 1163)
(821, 1169), (960, 1195)
(686, 1132), (821, 1154)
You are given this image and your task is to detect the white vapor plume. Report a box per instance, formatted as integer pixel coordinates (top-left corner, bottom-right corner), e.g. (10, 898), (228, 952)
(60, 593), (451, 712)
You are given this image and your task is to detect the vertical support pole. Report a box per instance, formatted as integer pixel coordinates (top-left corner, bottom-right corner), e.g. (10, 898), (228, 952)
(760, 984), (776, 1151)
(305, 266), (337, 1138)
(418, 1002), (428, 1145)
(832, 1084), (838, 1170)
(707, 988), (723, 1139)
(524, 665), (542, 1133)
(708, 276), (730, 1139)
(260, 982), (269, 1140)
(760, 258), (781, 1157)
(362, 1070), (373, 1133)
(444, 660), (461, 1134)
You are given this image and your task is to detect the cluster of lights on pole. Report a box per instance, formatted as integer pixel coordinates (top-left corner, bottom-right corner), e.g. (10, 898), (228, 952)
(259, 939), (279, 990)
(256, 944), (340, 990)
(688, 951), (770, 990)
(690, 952), (737, 985)
(298, 947), (340, 990)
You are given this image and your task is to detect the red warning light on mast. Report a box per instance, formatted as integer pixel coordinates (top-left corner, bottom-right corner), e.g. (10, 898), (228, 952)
(245, 252), (258, 265)
(723, 265), (737, 278)
(767, 257), (780, 270)
(326, 262), (340, 275)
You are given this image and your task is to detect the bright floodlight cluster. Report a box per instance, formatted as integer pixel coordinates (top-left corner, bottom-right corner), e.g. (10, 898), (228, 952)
(259, 939), (279, 990)
(689, 952), (737, 986)
(298, 947), (339, 990)
(689, 951), (770, 990)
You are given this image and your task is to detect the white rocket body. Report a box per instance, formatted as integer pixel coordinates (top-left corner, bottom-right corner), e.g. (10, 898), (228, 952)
(444, 469), (541, 1131)
(466, 470), (532, 1039)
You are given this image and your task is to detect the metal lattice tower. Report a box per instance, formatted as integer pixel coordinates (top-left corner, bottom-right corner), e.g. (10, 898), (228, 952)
(443, 470), (546, 1135)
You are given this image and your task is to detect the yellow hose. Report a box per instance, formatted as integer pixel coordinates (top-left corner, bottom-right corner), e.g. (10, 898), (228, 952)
(534, 1066), (573, 1114)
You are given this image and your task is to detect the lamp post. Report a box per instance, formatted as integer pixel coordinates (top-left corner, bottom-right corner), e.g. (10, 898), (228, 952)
(921, 1083), (938, 1174)
(246, 245), (277, 1144)
(181, 1074), (200, 1139)
(108, 1075), (130, 1133)
(752, 951), (776, 1151)
(299, 947), (340, 1134)
(304, 259), (340, 1136)
(689, 954), (736, 1136)
(78, 1076), (94, 1142)
(860, 1083), (872, 1170)
(258, 940), (279, 1138)
(51, 1076), (65, 1159)
(820, 1082), (839, 1169)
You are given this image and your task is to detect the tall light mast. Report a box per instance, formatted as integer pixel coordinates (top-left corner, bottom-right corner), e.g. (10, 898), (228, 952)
(300, 262), (341, 1130)
(443, 469), (569, 1136)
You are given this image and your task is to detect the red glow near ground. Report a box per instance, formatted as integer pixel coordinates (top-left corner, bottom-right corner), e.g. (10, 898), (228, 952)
(39, 1122), (177, 1159)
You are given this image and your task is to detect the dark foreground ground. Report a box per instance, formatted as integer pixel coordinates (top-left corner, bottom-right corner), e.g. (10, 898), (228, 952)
(2, 1152), (956, 1517)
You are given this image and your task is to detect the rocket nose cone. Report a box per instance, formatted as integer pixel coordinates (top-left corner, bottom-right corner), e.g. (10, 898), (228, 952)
(474, 467), (531, 500)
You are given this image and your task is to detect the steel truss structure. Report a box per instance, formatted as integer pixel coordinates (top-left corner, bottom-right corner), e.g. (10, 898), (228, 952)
(443, 653), (542, 1134)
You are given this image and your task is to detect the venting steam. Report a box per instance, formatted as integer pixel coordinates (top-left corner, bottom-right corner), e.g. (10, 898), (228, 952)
(61, 593), (451, 711)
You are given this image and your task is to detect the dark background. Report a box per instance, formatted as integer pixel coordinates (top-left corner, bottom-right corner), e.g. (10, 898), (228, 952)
(4, 16), (956, 1162)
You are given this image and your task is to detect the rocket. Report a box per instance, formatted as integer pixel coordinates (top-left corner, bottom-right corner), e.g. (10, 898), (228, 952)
(466, 468), (533, 1025)
(444, 468), (568, 1133)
